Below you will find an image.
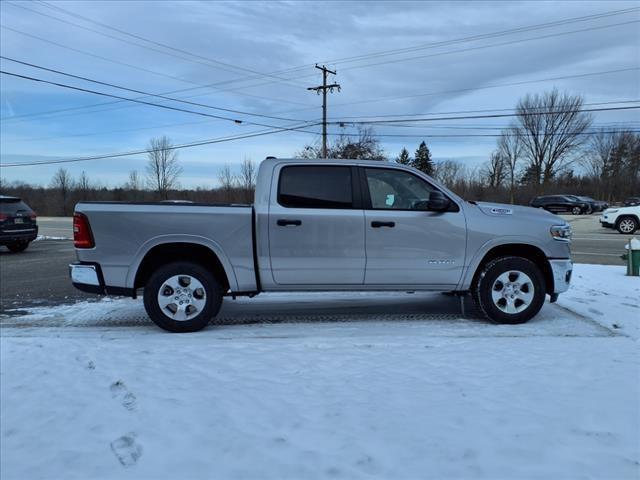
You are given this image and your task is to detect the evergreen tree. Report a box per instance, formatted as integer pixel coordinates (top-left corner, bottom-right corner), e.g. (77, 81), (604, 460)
(413, 141), (434, 175)
(396, 147), (411, 165)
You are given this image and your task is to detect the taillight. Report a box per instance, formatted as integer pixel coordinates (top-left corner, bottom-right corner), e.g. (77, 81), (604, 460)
(0, 213), (7, 222)
(73, 212), (95, 248)
(30, 212), (37, 220)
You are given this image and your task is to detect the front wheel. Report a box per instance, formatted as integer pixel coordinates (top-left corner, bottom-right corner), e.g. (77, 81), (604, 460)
(143, 262), (223, 332)
(616, 216), (638, 234)
(7, 241), (30, 253)
(474, 256), (546, 324)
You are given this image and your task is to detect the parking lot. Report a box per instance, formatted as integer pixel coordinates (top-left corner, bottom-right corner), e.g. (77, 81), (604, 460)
(0, 214), (635, 313)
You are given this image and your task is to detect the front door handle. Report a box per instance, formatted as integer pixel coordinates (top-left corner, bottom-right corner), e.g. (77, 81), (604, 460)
(277, 219), (302, 227)
(371, 221), (395, 228)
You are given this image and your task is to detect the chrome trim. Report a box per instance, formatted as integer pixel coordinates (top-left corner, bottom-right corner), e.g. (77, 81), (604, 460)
(549, 259), (572, 294)
(69, 264), (100, 286)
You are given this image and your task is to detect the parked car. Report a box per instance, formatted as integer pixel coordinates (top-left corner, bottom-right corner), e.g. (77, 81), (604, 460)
(529, 195), (589, 215)
(567, 196), (609, 213)
(623, 197), (640, 207)
(0, 195), (38, 252)
(70, 158), (573, 332)
(600, 205), (640, 234)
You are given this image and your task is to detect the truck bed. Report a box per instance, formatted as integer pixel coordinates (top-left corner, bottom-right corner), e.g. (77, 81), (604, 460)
(75, 202), (257, 293)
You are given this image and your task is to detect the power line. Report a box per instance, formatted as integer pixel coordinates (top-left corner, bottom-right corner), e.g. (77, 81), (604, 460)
(36, 0), (309, 88)
(313, 7), (640, 68)
(5, 0), (307, 90)
(0, 56), (306, 122)
(0, 123), (319, 167)
(3, 106), (638, 168)
(327, 105), (640, 126)
(5, 9), (638, 124)
(328, 100), (640, 120)
(325, 67), (640, 111)
(0, 70), (321, 131)
(0, 24), (311, 108)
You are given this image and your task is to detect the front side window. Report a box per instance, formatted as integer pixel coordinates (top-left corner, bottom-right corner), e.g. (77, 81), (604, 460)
(278, 165), (353, 209)
(364, 168), (436, 210)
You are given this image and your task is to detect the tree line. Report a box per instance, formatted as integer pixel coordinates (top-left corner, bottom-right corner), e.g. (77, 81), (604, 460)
(1, 89), (638, 215)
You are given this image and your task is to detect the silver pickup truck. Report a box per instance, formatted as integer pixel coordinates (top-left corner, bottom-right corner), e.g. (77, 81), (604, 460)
(70, 157), (573, 332)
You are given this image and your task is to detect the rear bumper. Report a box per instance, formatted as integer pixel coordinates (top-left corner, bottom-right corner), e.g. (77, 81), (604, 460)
(69, 262), (135, 297)
(549, 259), (572, 294)
(0, 226), (38, 244)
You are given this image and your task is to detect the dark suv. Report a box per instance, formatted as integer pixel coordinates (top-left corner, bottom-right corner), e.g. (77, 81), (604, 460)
(0, 196), (38, 252)
(567, 196), (609, 213)
(624, 197), (640, 207)
(529, 195), (589, 215)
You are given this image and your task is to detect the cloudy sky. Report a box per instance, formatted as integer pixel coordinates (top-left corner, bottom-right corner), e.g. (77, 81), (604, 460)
(1, 0), (638, 187)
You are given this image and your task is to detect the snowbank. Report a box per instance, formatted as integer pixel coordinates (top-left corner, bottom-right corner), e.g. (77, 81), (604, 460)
(557, 263), (640, 339)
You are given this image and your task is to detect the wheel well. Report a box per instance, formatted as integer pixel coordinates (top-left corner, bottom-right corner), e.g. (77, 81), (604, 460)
(471, 244), (553, 294)
(616, 214), (639, 225)
(134, 243), (230, 292)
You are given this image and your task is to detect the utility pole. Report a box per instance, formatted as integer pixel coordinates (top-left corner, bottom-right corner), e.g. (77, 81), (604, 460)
(307, 64), (340, 158)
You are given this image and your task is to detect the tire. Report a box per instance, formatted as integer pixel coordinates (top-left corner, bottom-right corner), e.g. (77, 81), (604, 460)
(616, 216), (639, 234)
(571, 206), (582, 215)
(143, 262), (223, 333)
(7, 241), (30, 253)
(473, 256), (546, 324)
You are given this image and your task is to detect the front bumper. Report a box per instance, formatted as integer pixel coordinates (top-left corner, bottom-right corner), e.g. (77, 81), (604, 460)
(549, 259), (572, 294)
(69, 262), (135, 297)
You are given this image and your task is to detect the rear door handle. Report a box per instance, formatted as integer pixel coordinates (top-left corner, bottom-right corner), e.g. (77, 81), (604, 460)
(371, 221), (395, 228)
(277, 219), (302, 226)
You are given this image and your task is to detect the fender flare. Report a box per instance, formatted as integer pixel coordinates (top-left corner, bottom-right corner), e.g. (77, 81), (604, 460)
(458, 236), (551, 290)
(125, 234), (239, 291)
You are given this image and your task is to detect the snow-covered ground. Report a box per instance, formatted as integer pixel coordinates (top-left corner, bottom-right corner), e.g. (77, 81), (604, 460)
(1, 264), (638, 479)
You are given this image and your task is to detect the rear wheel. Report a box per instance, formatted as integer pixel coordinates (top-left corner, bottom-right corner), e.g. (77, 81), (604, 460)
(616, 216), (638, 234)
(474, 256), (546, 324)
(571, 206), (582, 215)
(143, 262), (223, 332)
(6, 241), (30, 253)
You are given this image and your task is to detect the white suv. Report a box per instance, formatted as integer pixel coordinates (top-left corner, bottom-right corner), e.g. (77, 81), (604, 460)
(600, 205), (640, 234)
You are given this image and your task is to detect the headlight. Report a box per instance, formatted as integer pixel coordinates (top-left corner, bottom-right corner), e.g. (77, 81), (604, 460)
(550, 224), (572, 241)
(605, 209), (619, 214)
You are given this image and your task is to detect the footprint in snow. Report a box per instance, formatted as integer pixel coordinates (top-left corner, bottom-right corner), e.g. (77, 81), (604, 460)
(110, 381), (137, 411)
(110, 433), (143, 467)
(75, 355), (96, 370)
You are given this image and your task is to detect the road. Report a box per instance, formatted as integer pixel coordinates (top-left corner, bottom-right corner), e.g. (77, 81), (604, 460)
(0, 215), (635, 313)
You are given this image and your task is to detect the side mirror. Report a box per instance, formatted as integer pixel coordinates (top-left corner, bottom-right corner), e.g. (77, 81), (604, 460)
(427, 191), (450, 212)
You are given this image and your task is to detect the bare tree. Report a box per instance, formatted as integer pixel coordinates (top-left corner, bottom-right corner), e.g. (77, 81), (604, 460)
(481, 151), (507, 189)
(515, 89), (592, 190)
(146, 136), (182, 199)
(299, 127), (385, 160)
(218, 164), (236, 201)
(50, 168), (73, 216)
(127, 170), (141, 191)
(434, 160), (464, 188)
(239, 157), (256, 202)
(497, 129), (523, 204)
(77, 171), (91, 200)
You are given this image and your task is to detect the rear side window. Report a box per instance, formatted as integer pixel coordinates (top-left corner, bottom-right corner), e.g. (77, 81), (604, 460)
(278, 166), (353, 209)
(0, 199), (31, 214)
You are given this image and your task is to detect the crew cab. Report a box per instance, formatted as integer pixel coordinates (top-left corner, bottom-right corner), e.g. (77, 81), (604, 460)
(600, 205), (640, 234)
(70, 158), (573, 332)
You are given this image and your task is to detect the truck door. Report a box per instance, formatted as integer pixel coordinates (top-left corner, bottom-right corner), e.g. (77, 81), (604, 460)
(268, 164), (366, 285)
(361, 166), (466, 286)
